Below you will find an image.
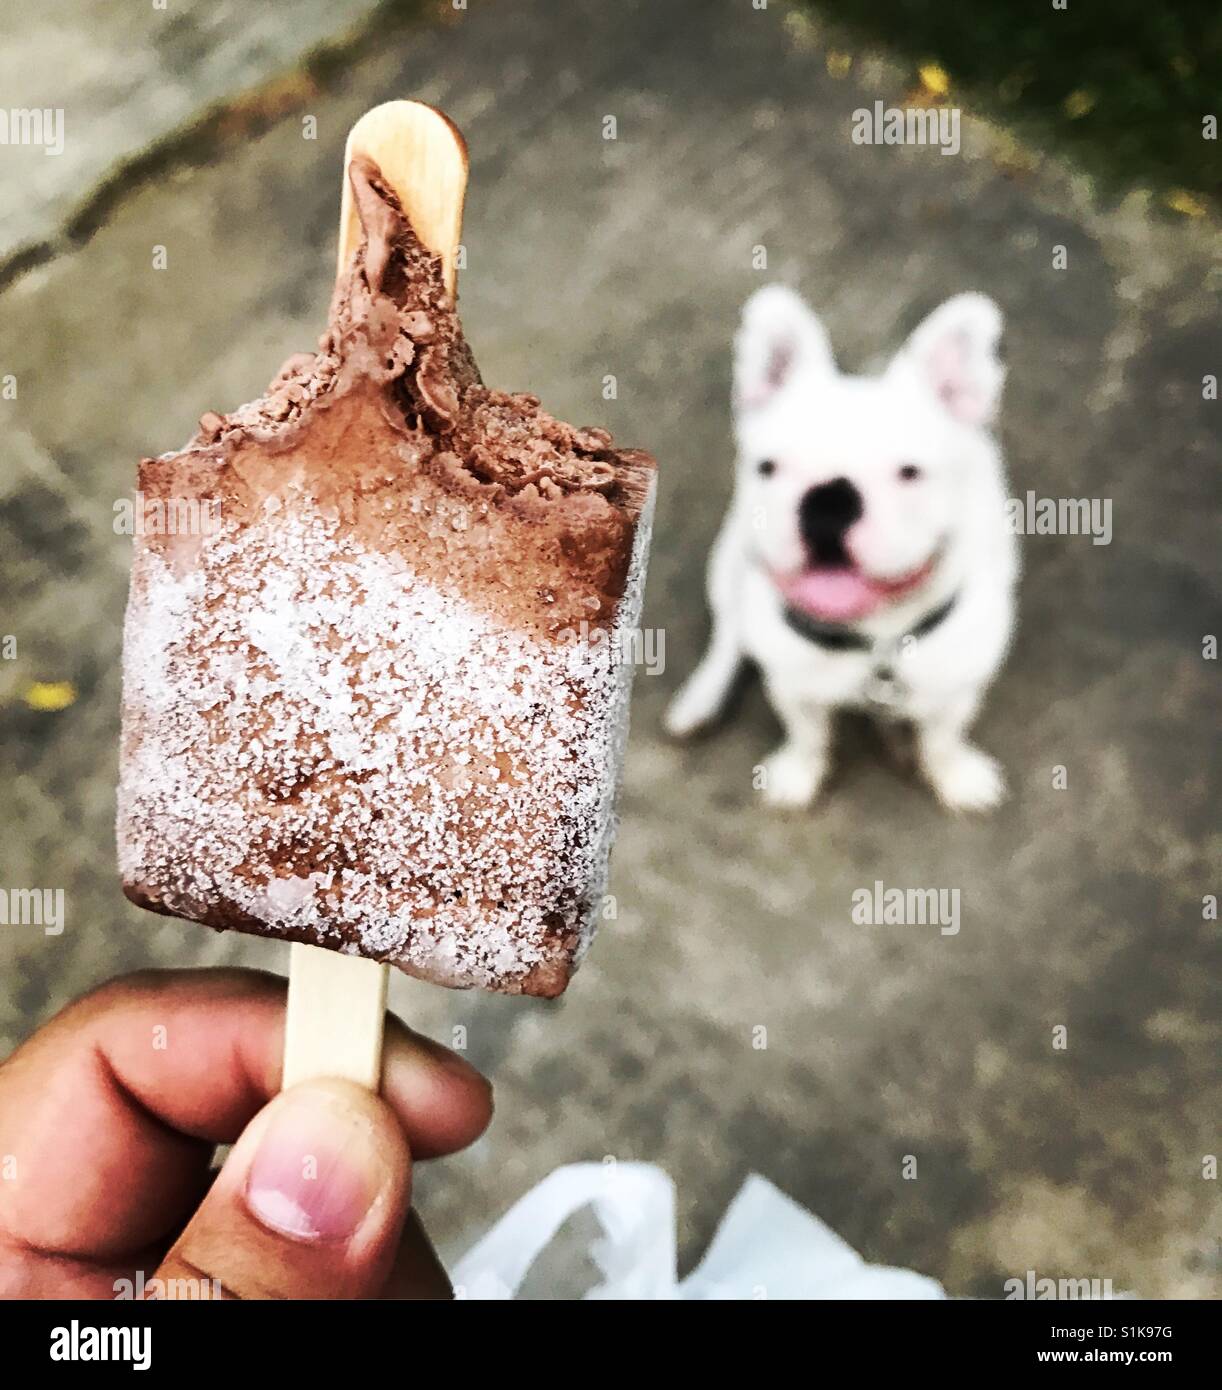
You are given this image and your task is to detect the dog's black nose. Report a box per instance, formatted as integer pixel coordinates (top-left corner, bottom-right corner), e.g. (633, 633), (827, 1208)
(799, 477), (862, 563)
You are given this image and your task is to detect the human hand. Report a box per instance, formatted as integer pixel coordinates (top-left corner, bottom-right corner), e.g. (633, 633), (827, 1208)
(0, 969), (492, 1299)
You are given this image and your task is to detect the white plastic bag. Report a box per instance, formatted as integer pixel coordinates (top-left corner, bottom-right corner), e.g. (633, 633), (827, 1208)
(452, 1162), (945, 1300)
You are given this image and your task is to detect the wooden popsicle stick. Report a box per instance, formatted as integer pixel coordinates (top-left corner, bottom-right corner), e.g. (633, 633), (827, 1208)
(336, 99), (469, 293)
(283, 100), (469, 1093)
(284, 942), (389, 1090)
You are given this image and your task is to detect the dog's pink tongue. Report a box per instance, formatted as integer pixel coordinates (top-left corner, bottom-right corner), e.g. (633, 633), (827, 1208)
(781, 568), (883, 621)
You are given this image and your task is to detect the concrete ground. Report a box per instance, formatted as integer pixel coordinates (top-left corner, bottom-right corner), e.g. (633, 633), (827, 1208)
(1, 0), (1218, 1297)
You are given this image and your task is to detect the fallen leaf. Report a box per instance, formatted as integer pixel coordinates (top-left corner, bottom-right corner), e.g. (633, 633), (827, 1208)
(1164, 189), (1207, 218)
(919, 63), (950, 96)
(23, 680), (77, 712)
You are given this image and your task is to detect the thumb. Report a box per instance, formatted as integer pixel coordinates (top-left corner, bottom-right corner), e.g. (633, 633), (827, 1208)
(153, 1078), (412, 1299)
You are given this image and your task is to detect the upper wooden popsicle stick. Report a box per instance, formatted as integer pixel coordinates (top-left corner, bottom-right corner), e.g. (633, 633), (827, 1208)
(336, 99), (469, 296)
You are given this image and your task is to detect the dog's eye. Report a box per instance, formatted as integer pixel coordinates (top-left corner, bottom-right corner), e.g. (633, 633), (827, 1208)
(758, 459), (776, 477)
(898, 463), (921, 482)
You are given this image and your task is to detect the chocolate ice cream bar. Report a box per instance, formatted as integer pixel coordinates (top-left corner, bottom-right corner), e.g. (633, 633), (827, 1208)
(117, 154), (655, 996)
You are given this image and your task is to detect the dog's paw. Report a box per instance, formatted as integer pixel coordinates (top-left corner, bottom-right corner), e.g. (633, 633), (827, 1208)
(759, 746), (825, 810)
(664, 680), (720, 740)
(926, 744), (1006, 813)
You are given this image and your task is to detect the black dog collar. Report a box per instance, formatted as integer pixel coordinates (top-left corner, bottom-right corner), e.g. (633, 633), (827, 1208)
(781, 593), (958, 653)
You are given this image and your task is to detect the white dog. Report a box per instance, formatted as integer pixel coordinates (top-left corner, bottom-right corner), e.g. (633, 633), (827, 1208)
(666, 286), (1017, 812)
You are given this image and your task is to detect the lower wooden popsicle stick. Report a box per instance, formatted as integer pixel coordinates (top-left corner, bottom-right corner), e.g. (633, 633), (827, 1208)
(283, 942), (389, 1091)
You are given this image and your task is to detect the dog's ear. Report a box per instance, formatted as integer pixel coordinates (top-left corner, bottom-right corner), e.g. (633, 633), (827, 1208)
(888, 293), (1004, 426)
(734, 285), (834, 412)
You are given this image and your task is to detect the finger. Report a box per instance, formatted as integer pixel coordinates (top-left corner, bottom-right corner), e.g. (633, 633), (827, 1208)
(0, 969), (491, 1261)
(154, 1079), (411, 1300)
